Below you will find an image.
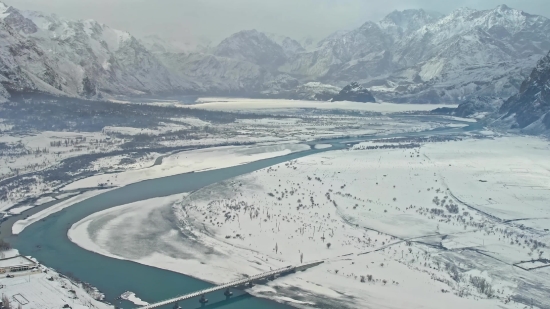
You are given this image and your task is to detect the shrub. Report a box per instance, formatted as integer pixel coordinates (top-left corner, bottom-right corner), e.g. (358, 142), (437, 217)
(470, 276), (494, 297)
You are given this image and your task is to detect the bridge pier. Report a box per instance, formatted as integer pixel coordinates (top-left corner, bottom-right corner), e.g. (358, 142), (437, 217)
(224, 288), (233, 298)
(137, 261), (324, 309)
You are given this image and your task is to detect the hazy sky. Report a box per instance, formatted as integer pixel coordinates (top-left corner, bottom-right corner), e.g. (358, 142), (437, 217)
(4, 0), (550, 43)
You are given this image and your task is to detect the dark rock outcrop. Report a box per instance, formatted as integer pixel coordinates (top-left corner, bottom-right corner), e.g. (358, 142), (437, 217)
(332, 82), (376, 103)
(499, 51), (550, 131)
(455, 96), (504, 118)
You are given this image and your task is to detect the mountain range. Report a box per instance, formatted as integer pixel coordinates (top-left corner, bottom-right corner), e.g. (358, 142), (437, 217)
(1, 1), (550, 111)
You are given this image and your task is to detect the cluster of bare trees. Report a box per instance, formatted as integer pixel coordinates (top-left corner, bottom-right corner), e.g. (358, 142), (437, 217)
(50, 137), (87, 147)
(0, 239), (11, 251)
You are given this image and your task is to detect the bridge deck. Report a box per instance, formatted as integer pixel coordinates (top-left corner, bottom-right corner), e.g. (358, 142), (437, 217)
(138, 261), (324, 309)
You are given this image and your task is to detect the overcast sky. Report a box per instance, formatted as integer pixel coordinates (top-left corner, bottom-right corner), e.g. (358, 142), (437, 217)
(4, 0), (550, 43)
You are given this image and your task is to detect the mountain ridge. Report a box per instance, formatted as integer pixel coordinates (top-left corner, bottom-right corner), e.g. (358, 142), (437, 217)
(1, 2), (550, 108)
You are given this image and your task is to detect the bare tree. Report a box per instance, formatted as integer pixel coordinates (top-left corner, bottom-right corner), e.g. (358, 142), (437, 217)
(2, 294), (11, 309)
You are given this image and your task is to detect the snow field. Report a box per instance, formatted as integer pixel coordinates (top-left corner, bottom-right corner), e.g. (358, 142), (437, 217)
(191, 97), (457, 113)
(12, 189), (108, 235)
(62, 143), (311, 191)
(0, 250), (109, 309)
(174, 136), (549, 308)
(0, 131), (122, 211)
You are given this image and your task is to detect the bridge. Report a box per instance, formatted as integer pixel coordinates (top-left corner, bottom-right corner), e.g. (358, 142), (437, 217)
(138, 261), (324, 309)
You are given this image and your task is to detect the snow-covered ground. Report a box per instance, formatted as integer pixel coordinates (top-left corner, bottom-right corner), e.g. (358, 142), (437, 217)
(1, 99), (464, 215)
(189, 98), (457, 113)
(62, 143), (310, 191)
(68, 135), (550, 309)
(0, 131), (118, 181)
(13, 142), (312, 236)
(0, 249), (109, 309)
(12, 189), (108, 235)
(0, 131), (123, 211)
(120, 291), (149, 306)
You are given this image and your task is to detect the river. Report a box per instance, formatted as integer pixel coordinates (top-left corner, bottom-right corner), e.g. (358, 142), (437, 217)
(7, 123), (477, 309)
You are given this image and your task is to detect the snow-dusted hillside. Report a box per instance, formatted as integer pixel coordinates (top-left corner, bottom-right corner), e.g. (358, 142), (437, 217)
(1, 1), (550, 106)
(214, 30), (288, 69)
(138, 34), (212, 54)
(283, 5), (550, 103)
(497, 49), (550, 133)
(0, 2), (201, 101)
(156, 52), (298, 96)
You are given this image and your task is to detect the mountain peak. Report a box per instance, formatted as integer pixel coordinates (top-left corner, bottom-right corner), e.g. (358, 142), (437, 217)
(214, 29), (287, 67)
(495, 4), (510, 11)
(380, 8), (443, 33)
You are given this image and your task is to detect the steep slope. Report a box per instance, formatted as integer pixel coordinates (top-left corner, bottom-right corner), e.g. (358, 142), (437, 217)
(0, 5), (66, 102)
(0, 2), (198, 100)
(454, 96), (504, 118)
(281, 9), (443, 83)
(213, 30), (287, 69)
(156, 52), (298, 96)
(283, 5), (550, 103)
(380, 5), (550, 103)
(498, 50), (550, 132)
(138, 34), (212, 54)
(265, 33), (305, 57)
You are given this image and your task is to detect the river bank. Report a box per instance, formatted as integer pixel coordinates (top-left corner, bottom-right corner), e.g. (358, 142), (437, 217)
(8, 142), (345, 309)
(5, 121), (482, 309)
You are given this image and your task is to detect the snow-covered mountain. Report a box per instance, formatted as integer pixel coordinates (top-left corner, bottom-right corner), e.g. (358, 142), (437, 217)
(138, 34), (212, 54)
(156, 52), (298, 96)
(283, 5), (550, 103)
(1, 1), (550, 106)
(213, 30), (288, 69)
(0, 2), (200, 102)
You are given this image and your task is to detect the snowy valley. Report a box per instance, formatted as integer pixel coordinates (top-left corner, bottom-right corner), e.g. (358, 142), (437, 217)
(1, 1), (550, 309)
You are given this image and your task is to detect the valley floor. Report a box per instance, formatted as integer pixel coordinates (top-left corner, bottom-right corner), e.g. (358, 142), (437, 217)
(68, 134), (550, 309)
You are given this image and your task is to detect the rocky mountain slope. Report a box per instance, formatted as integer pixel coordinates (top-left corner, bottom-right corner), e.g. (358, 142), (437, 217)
(332, 82), (376, 103)
(280, 5), (550, 103)
(0, 2), (203, 102)
(497, 50), (550, 133)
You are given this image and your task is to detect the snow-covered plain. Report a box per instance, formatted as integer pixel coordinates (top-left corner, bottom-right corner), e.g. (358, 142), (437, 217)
(12, 189), (108, 235)
(62, 143), (310, 191)
(0, 130), (122, 211)
(189, 97), (457, 113)
(68, 135), (550, 309)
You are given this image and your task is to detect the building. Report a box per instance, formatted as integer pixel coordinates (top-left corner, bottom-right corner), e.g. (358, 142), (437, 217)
(0, 256), (37, 273)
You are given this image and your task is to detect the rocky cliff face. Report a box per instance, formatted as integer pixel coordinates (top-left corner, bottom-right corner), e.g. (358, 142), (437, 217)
(454, 96), (504, 118)
(498, 51), (550, 132)
(0, 2), (199, 101)
(332, 82), (376, 103)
